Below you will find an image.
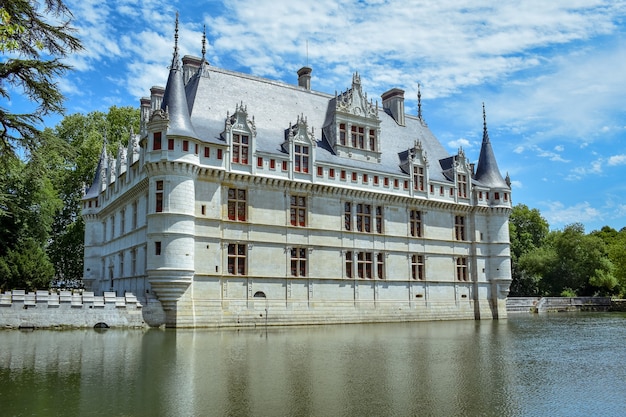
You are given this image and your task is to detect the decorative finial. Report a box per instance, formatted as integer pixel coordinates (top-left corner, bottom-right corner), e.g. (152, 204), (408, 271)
(174, 12), (179, 57)
(482, 102), (490, 143)
(417, 83), (422, 120)
(202, 24), (206, 60)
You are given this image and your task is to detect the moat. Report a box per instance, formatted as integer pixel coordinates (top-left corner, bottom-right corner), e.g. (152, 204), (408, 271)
(1, 313), (625, 416)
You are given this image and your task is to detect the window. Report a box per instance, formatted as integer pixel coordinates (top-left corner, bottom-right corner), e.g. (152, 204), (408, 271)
(340, 170), (346, 180)
(227, 188), (246, 221)
(232, 133), (249, 164)
(458, 174), (467, 198)
(290, 247), (307, 277)
(155, 180), (163, 213)
(119, 252), (124, 278)
(495, 192), (500, 200)
(369, 129), (376, 151)
(282, 161), (288, 171)
(120, 209), (125, 235)
(412, 255), (424, 280)
(294, 144), (309, 173)
(195, 143), (198, 154)
(168, 138), (174, 150)
(384, 177), (389, 187)
(153, 132), (162, 150)
(204, 147), (210, 157)
(257, 157), (263, 167)
(376, 253), (384, 279)
(217, 149), (223, 160)
(404, 180), (409, 190)
(414, 166), (425, 191)
(410, 210), (422, 237)
(394, 179), (399, 188)
(227, 243), (246, 275)
(356, 203), (371, 233)
(201, 205), (206, 215)
(317, 166), (323, 177)
(351, 125), (365, 148)
(345, 251), (353, 278)
(357, 252), (373, 279)
(329, 168), (335, 178)
(373, 175), (379, 185)
(375, 206), (383, 233)
(456, 257), (468, 281)
(351, 172), (357, 182)
(339, 123), (347, 145)
(155, 241), (162, 256)
(290, 195), (306, 227)
(363, 174), (368, 184)
(182, 140), (189, 151)
(131, 248), (137, 276)
(111, 215), (115, 238)
(270, 159), (276, 169)
(132, 201), (138, 229)
(454, 215), (466, 241)
(344, 202), (352, 230)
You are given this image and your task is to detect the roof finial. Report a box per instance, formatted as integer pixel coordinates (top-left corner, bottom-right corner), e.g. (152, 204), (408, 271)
(417, 83), (422, 120)
(174, 12), (179, 56)
(201, 24), (207, 60)
(482, 102), (490, 143)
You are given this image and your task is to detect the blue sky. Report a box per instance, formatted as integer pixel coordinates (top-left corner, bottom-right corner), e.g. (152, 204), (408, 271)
(9, 0), (626, 232)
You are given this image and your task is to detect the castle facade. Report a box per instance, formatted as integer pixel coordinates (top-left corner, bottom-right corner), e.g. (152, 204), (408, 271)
(82, 26), (512, 328)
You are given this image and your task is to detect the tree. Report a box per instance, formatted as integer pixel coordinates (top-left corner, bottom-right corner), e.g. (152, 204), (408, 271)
(0, 237), (55, 291)
(508, 204), (549, 296)
(46, 106), (139, 285)
(0, 0), (82, 159)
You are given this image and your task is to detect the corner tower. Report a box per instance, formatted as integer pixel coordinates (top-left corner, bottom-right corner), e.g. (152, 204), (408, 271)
(143, 14), (200, 327)
(473, 104), (512, 319)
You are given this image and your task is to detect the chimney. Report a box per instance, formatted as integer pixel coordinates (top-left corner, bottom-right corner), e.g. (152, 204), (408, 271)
(381, 88), (405, 126)
(297, 66), (312, 90)
(140, 97), (151, 137)
(150, 86), (165, 111)
(182, 55), (202, 84)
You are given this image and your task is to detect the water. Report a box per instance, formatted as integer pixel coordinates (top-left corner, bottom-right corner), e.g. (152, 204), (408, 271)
(1, 313), (626, 417)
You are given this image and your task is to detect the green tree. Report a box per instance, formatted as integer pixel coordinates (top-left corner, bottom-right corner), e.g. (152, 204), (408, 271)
(0, 0), (82, 159)
(593, 226), (626, 296)
(508, 204), (549, 296)
(46, 106), (139, 285)
(0, 238), (55, 291)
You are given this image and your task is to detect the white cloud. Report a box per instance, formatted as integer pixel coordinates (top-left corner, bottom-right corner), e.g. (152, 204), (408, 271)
(607, 154), (626, 166)
(543, 201), (602, 227)
(447, 138), (472, 149)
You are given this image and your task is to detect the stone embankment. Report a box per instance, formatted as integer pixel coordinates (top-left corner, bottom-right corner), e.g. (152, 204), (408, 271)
(507, 297), (612, 313)
(0, 290), (165, 329)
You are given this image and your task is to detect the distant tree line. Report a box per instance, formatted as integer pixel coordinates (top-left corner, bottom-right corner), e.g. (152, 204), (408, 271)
(509, 204), (626, 297)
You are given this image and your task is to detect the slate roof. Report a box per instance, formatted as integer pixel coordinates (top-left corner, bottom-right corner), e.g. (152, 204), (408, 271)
(184, 65), (454, 183)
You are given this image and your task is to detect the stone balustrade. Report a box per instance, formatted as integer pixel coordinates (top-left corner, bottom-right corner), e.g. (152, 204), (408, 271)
(0, 290), (146, 329)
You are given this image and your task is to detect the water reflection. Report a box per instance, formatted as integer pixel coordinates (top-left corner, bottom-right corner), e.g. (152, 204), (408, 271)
(1, 314), (626, 416)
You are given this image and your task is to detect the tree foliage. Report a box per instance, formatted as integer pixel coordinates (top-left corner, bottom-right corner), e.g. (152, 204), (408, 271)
(0, 106), (139, 290)
(0, 0), (82, 159)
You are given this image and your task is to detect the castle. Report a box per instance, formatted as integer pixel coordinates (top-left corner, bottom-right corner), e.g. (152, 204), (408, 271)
(81, 21), (512, 328)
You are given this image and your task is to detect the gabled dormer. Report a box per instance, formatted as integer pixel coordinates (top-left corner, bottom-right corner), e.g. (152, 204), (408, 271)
(439, 147), (472, 201)
(222, 102), (256, 168)
(323, 72), (381, 162)
(282, 114), (316, 176)
(117, 144), (127, 177)
(400, 140), (429, 194)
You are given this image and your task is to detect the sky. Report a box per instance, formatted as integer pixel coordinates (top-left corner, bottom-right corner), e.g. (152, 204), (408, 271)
(8, 0), (626, 232)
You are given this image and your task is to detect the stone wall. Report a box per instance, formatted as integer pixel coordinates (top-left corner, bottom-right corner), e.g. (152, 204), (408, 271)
(0, 290), (161, 329)
(507, 297), (611, 313)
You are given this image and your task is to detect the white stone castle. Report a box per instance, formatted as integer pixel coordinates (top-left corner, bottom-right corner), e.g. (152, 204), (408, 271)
(82, 20), (512, 328)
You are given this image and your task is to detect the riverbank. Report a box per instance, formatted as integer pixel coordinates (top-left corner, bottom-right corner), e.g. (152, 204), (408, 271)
(506, 296), (626, 313)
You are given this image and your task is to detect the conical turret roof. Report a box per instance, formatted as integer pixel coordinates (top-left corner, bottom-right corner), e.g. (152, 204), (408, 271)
(160, 14), (200, 140)
(474, 104), (508, 188)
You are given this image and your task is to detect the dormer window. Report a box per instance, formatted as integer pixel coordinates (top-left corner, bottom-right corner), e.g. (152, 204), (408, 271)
(294, 144), (309, 173)
(153, 132), (162, 150)
(222, 102), (256, 167)
(232, 133), (249, 164)
(323, 73), (381, 162)
(414, 166), (425, 191)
